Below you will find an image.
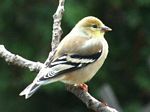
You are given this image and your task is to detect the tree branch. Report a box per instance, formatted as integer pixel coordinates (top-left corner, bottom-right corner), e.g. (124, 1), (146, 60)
(0, 0), (118, 112)
(51, 0), (64, 51)
(0, 45), (44, 71)
(67, 85), (118, 112)
(45, 0), (64, 65)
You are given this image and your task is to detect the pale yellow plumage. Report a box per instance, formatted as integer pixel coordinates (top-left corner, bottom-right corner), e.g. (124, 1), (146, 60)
(19, 16), (112, 99)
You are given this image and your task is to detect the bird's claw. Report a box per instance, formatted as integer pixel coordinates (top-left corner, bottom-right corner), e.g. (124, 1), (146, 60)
(78, 83), (88, 91)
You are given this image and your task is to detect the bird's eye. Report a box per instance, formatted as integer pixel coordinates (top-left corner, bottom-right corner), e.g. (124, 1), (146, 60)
(92, 24), (98, 28)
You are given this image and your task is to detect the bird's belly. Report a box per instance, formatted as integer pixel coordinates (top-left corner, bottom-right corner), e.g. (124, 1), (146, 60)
(61, 57), (105, 84)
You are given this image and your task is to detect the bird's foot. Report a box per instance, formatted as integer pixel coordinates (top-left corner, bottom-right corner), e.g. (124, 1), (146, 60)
(78, 83), (88, 92)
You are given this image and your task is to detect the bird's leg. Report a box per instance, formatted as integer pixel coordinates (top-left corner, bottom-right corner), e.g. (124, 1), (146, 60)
(78, 83), (88, 92)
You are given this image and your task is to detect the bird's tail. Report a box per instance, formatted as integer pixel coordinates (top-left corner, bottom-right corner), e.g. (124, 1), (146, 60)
(19, 83), (41, 99)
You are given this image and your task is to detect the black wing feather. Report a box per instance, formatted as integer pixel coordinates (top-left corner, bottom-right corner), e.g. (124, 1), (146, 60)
(50, 50), (102, 76)
(38, 50), (102, 81)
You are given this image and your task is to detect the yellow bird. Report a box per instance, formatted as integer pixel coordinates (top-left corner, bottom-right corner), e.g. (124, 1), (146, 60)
(20, 16), (112, 99)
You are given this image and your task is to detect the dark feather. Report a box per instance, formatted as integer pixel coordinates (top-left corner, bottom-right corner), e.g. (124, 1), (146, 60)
(38, 50), (102, 81)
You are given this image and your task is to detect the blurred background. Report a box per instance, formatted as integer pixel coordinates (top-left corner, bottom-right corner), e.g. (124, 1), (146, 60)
(0, 0), (150, 112)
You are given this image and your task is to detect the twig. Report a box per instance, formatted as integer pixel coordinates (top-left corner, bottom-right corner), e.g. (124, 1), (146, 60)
(45, 0), (64, 66)
(0, 45), (44, 71)
(67, 85), (118, 112)
(51, 0), (64, 51)
(0, 0), (118, 112)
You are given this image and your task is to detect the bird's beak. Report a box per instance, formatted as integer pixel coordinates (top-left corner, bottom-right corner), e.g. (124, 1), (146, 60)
(101, 26), (112, 32)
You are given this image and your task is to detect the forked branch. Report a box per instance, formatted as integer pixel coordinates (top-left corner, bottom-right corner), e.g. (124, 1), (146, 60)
(0, 0), (118, 112)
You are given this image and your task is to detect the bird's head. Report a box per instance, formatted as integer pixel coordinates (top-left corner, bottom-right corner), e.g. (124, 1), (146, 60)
(74, 16), (112, 38)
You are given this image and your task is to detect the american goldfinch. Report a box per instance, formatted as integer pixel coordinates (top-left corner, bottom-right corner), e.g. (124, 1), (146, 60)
(20, 16), (112, 99)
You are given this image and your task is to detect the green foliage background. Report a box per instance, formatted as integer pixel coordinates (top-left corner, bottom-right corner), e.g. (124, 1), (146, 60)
(0, 0), (150, 112)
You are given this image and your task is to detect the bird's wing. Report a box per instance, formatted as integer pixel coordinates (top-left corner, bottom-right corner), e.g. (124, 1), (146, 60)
(35, 33), (103, 84)
(35, 50), (102, 84)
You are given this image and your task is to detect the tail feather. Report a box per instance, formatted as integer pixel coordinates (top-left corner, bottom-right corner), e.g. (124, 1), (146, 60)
(19, 83), (41, 99)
